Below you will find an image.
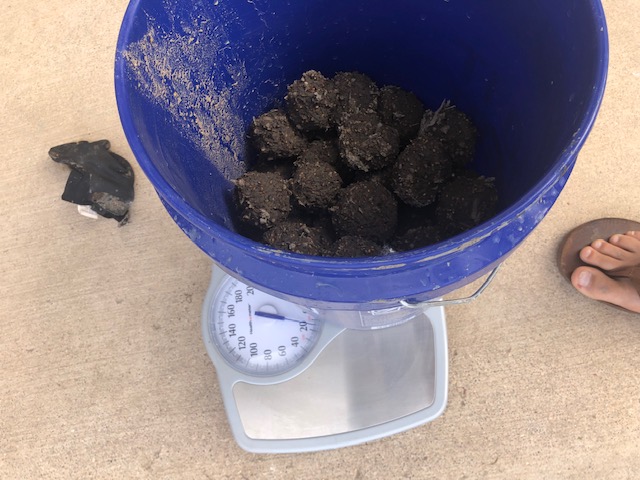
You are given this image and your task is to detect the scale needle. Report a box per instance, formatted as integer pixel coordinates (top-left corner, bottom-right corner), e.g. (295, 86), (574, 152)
(254, 310), (314, 325)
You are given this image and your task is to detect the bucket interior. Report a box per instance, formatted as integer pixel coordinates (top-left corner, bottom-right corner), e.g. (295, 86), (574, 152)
(115, 0), (607, 308)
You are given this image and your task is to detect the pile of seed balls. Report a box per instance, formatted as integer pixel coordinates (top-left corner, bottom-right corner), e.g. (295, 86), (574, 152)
(233, 70), (498, 257)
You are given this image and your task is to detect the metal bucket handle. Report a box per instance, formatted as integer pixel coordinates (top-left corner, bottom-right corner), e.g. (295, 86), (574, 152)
(399, 264), (502, 309)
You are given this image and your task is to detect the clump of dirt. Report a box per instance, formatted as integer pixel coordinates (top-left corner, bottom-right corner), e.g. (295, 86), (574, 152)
(436, 175), (499, 231)
(262, 220), (332, 255)
(338, 112), (400, 172)
(331, 71), (379, 123)
(378, 85), (425, 146)
(331, 236), (382, 258)
(331, 180), (398, 243)
(249, 109), (307, 160)
(390, 133), (452, 207)
(290, 159), (342, 210)
(285, 70), (337, 133)
(233, 70), (498, 257)
(234, 171), (291, 229)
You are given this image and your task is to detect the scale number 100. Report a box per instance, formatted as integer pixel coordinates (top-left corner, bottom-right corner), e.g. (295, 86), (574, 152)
(242, 337), (302, 360)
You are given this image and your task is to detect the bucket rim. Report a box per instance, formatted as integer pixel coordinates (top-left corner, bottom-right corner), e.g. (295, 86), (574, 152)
(114, 0), (609, 270)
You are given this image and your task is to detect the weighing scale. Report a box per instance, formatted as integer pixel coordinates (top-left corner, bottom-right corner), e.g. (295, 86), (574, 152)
(201, 265), (498, 453)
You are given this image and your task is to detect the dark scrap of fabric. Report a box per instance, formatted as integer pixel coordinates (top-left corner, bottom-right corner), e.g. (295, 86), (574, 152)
(49, 140), (134, 224)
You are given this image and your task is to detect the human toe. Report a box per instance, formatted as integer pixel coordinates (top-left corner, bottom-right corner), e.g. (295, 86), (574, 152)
(579, 242), (626, 270)
(570, 266), (640, 313)
(611, 232), (640, 253)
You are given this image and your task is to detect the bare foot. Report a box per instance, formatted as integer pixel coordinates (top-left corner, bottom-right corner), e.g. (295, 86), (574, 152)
(570, 231), (640, 313)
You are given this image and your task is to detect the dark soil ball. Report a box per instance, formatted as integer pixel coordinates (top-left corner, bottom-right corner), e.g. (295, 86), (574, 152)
(378, 86), (425, 146)
(235, 171), (291, 229)
(436, 176), (498, 230)
(391, 225), (444, 252)
(431, 107), (478, 168)
(331, 236), (382, 257)
(290, 160), (342, 210)
(307, 213), (336, 235)
(332, 71), (380, 123)
(353, 165), (394, 189)
(285, 70), (337, 133)
(338, 112), (400, 172)
(253, 157), (295, 179)
(298, 139), (353, 183)
(299, 139), (340, 165)
(263, 220), (331, 256)
(331, 180), (398, 242)
(236, 70), (490, 259)
(249, 109), (307, 160)
(390, 134), (453, 207)
(396, 204), (437, 232)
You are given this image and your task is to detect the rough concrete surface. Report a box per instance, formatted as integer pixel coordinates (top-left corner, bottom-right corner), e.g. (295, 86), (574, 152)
(1, 1), (639, 478)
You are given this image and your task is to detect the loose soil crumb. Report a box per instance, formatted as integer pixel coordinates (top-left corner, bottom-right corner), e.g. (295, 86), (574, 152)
(232, 70), (498, 257)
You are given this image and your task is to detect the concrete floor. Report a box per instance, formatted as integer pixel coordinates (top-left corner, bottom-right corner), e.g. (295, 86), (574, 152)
(2, 1), (639, 478)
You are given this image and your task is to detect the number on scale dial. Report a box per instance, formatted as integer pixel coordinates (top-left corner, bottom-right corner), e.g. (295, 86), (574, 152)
(209, 276), (322, 376)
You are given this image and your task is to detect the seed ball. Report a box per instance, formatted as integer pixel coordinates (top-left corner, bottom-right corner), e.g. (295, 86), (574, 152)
(234, 171), (291, 229)
(331, 236), (382, 258)
(390, 134), (453, 207)
(332, 71), (380, 124)
(285, 70), (337, 133)
(299, 139), (340, 165)
(252, 158), (295, 180)
(338, 112), (400, 172)
(250, 109), (307, 160)
(331, 180), (398, 242)
(378, 85), (425, 146)
(299, 139), (353, 183)
(436, 176), (499, 230)
(263, 220), (331, 256)
(391, 225), (444, 252)
(290, 160), (342, 210)
(428, 107), (478, 168)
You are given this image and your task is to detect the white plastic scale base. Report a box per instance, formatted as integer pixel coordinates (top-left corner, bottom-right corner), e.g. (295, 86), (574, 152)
(201, 265), (448, 453)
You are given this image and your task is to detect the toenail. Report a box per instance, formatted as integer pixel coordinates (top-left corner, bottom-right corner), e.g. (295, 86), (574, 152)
(582, 247), (593, 258)
(611, 234), (620, 244)
(577, 270), (592, 288)
(593, 240), (603, 249)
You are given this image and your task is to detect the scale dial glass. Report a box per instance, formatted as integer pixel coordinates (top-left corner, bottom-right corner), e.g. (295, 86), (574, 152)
(209, 276), (322, 376)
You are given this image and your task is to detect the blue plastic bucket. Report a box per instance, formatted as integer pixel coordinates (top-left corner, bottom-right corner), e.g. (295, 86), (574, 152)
(115, 0), (608, 311)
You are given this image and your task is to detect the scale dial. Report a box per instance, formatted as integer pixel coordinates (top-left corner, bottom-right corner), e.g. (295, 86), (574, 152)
(208, 275), (322, 376)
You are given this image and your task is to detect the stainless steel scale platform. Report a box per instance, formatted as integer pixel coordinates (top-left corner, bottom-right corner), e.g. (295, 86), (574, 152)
(202, 265), (449, 453)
